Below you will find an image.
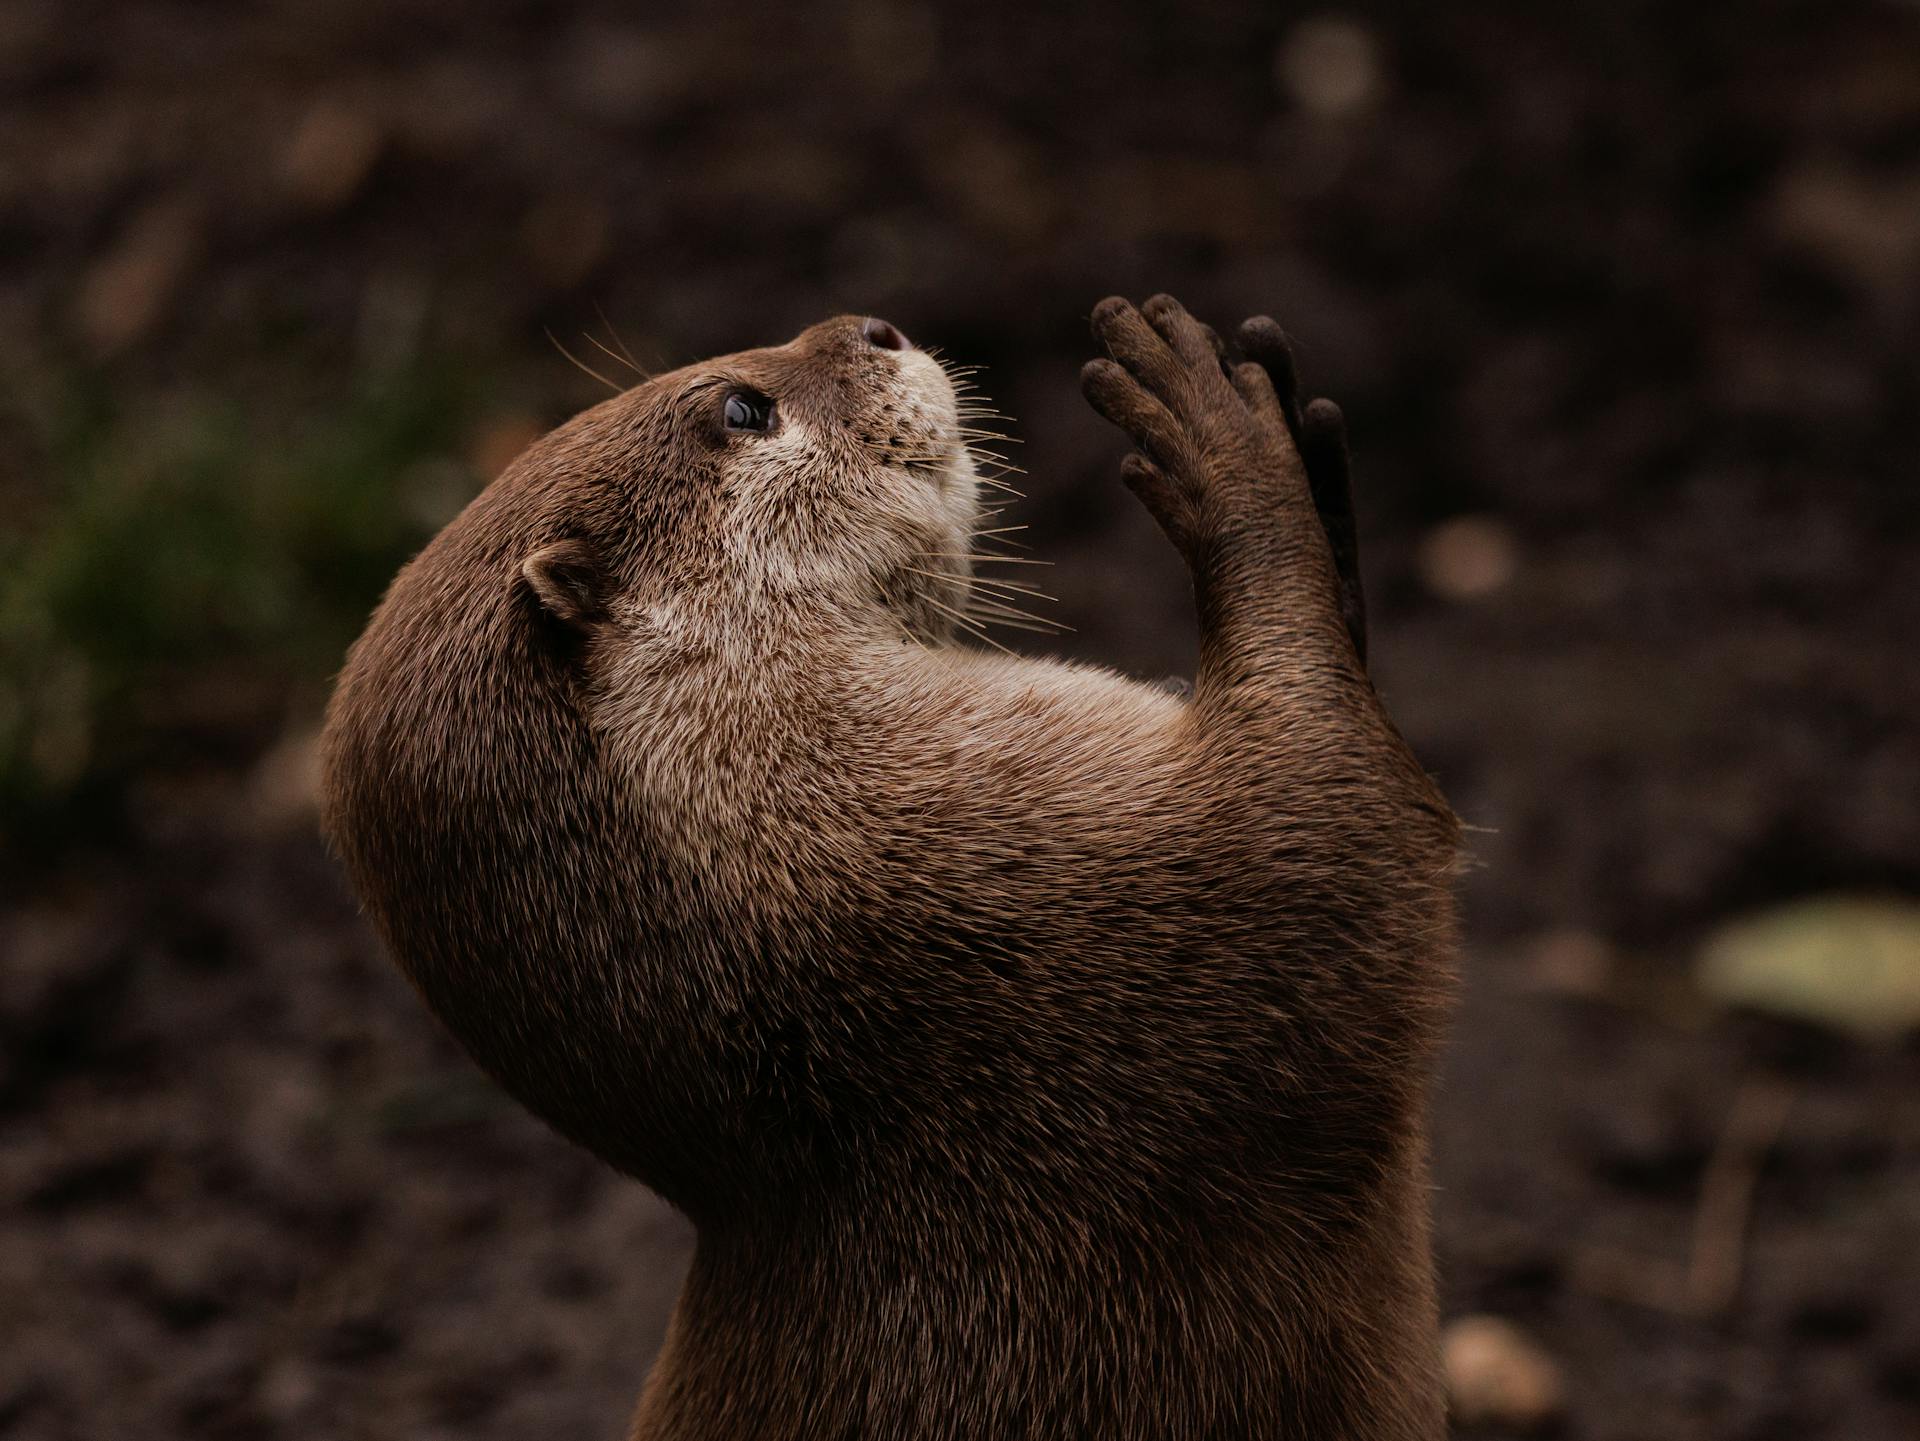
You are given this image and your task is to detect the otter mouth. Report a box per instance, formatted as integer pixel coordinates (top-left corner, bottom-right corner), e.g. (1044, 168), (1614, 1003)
(893, 434), (966, 488)
(876, 350), (983, 493)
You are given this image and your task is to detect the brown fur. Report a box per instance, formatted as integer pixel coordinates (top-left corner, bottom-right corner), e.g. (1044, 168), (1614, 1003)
(320, 298), (1460, 1440)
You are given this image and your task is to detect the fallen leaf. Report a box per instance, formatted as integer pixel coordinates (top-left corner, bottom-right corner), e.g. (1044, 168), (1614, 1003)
(1696, 896), (1920, 1040)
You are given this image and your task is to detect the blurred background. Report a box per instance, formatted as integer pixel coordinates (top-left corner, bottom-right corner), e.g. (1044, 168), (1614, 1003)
(3, 0), (1918, 1436)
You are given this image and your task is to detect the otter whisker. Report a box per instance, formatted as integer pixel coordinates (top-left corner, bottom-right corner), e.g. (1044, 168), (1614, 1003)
(593, 303), (654, 379)
(904, 570), (1065, 639)
(967, 615), (1065, 637)
(972, 473), (1027, 493)
(900, 565), (971, 587)
(585, 329), (648, 381)
(914, 573), (1062, 619)
(963, 582), (1058, 612)
(883, 446), (969, 467)
(967, 602), (1071, 635)
(545, 329), (623, 394)
(969, 458), (1023, 475)
(969, 577), (1060, 605)
(921, 595), (1017, 655)
(901, 567), (1059, 610)
(913, 551), (1054, 568)
(971, 618), (1067, 637)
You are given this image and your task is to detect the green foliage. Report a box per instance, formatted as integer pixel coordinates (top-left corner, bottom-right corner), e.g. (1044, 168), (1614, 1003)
(0, 363), (487, 834)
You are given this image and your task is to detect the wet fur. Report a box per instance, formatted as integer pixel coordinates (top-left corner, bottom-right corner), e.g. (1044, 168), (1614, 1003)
(321, 303), (1460, 1440)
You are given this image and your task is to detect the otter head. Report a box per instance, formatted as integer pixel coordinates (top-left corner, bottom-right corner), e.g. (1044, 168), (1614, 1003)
(321, 316), (988, 1211)
(516, 314), (984, 658)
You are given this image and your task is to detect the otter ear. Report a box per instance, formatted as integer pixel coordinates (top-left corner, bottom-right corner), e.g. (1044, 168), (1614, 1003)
(521, 538), (605, 629)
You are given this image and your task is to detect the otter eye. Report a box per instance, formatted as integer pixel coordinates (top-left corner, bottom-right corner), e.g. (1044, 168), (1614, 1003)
(723, 390), (774, 433)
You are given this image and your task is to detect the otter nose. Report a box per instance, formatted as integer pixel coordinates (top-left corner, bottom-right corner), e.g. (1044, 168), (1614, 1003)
(862, 317), (912, 351)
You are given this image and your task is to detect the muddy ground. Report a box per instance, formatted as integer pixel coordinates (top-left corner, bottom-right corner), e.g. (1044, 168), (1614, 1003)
(2, 1), (1918, 1437)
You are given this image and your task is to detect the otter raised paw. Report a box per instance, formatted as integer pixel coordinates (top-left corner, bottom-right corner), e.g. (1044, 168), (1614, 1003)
(321, 303), (1458, 1441)
(1085, 294), (1362, 682)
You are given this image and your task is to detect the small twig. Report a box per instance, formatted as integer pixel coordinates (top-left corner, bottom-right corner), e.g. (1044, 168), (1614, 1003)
(1684, 1078), (1794, 1317)
(1571, 1077), (1793, 1319)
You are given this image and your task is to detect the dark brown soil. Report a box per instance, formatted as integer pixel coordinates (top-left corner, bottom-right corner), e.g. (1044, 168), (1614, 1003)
(4, 2), (1918, 1437)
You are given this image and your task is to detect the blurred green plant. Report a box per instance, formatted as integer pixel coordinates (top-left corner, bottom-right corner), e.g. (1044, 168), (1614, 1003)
(0, 361), (489, 845)
(1697, 895), (1920, 1042)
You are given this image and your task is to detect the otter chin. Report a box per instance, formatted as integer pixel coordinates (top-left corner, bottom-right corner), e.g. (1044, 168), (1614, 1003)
(321, 299), (1460, 1441)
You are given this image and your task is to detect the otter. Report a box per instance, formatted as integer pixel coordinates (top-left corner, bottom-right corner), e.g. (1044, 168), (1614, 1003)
(320, 295), (1459, 1441)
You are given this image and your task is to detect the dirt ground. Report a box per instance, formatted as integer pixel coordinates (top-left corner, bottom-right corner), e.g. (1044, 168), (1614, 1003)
(3, 1), (1918, 1437)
